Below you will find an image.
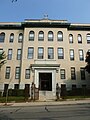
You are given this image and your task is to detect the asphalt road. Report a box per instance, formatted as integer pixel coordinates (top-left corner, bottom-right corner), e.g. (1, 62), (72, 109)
(0, 104), (90, 120)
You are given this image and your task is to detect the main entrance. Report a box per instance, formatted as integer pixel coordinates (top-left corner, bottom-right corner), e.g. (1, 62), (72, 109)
(39, 73), (52, 91)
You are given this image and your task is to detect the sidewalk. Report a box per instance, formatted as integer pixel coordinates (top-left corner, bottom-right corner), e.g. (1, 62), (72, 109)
(0, 98), (90, 107)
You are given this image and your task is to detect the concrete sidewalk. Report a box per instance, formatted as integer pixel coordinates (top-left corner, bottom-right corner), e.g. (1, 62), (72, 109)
(0, 98), (90, 107)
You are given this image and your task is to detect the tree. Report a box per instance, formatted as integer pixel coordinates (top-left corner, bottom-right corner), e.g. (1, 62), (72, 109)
(85, 51), (90, 73)
(0, 51), (6, 69)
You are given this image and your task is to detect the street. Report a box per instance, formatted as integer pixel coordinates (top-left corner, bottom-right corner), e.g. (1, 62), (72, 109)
(0, 104), (90, 120)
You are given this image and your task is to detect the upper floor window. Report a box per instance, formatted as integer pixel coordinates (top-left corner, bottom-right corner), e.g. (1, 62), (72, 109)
(48, 47), (54, 59)
(78, 34), (82, 43)
(69, 34), (73, 43)
(58, 48), (64, 59)
(38, 47), (44, 59)
(15, 67), (20, 79)
(7, 49), (12, 60)
(38, 31), (44, 41)
(79, 49), (84, 61)
(80, 68), (85, 80)
(70, 49), (74, 60)
(25, 69), (30, 79)
(87, 33), (90, 43)
(0, 32), (5, 42)
(48, 31), (53, 41)
(57, 31), (63, 41)
(9, 33), (14, 43)
(60, 69), (66, 79)
(29, 31), (34, 41)
(17, 49), (22, 60)
(18, 33), (23, 43)
(5, 67), (11, 79)
(28, 47), (34, 59)
(71, 67), (76, 80)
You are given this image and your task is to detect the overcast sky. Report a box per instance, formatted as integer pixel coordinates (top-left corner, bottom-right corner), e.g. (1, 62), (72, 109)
(0, 0), (90, 23)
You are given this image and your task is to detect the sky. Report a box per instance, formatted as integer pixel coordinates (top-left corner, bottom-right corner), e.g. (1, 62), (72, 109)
(0, 0), (90, 23)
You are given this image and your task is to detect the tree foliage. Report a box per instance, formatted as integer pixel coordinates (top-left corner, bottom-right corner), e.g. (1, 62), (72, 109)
(0, 51), (6, 69)
(85, 51), (90, 73)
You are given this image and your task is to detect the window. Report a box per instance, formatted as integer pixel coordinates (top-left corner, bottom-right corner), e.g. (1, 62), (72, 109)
(15, 67), (20, 79)
(17, 49), (22, 60)
(80, 68), (85, 80)
(71, 67), (76, 80)
(7, 49), (12, 60)
(70, 49), (74, 60)
(38, 47), (44, 59)
(60, 69), (66, 79)
(29, 31), (34, 41)
(58, 48), (64, 59)
(57, 31), (63, 41)
(9, 33), (14, 43)
(72, 84), (76, 90)
(5, 67), (11, 79)
(69, 34), (73, 43)
(87, 33), (90, 43)
(79, 49), (84, 61)
(78, 34), (82, 43)
(38, 31), (44, 41)
(18, 33), (23, 43)
(14, 84), (19, 89)
(25, 69), (30, 79)
(0, 32), (5, 42)
(48, 31), (53, 41)
(28, 47), (34, 59)
(48, 47), (54, 59)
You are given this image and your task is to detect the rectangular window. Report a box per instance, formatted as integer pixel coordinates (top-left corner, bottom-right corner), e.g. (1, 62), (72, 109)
(15, 67), (20, 79)
(7, 49), (12, 60)
(72, 84), (76, 90)
(48, 47), (54, 59)
(38, 47), (44, 59)
(28, 47), (34, 59)
(80, 68), (85, 80)
(25, 69), (30, 79)
(14, 84), (19, 89)
(79, 49), (84, 61)
(5, 67), (11, 79)
(58, 48), (64, 59)
(17, 49), (22, 60)
(60, 69), (66, 79)
(70, 49), (74, 60)
(71, 67), (76, 80)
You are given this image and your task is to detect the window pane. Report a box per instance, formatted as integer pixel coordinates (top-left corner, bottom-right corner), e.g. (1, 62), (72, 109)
(29, 31), (34, 41)
(69, 34), (73, 43)
(87, 34), (90, 43)
(80, 68), (85, 80)
(60, 69), (65, 79)
(48, 31), (53, 41)
(7, 49), (12, 60)
(9, 33), (14, 43)
(18, 33), (23, 43)
(70, 49), (74, 60)
(38, 31), (44, 41)
(17, 49), (21, 60)
(48, 48), (54, 59)
(78, 34), (82, 43)
(58, 48), (64, 59)
(71, 67), (76, 80)
(79, 50), (84, 61)
(58, 31), (63, 41)
(25, 69), (30, 79)
(38, 47), (44, 59)
(15, 67), (20, 79)
(5, 67), (11, 79)
(0, 33), (5, 42)
(28, 47), (34, 59)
